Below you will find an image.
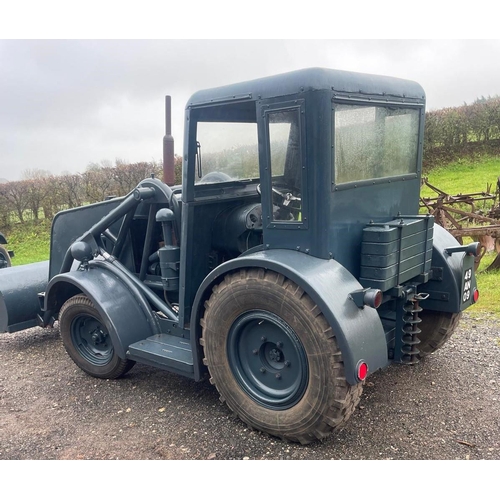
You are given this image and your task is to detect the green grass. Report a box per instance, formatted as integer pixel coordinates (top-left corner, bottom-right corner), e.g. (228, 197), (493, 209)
(421, 155), (499, 198)
(421, 155), (500, 318)
(468, 252), (500, 318)
(6, 220), (51, 266)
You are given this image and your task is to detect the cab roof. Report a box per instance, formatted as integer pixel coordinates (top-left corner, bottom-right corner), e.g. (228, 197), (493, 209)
(187, 67), (426, 108)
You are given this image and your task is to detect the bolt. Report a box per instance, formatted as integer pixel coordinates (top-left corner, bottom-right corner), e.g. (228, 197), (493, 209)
(260, 367), (266, 373)
(253, 349), (258, 355)
(284, 360), (291, 367)
(261, 336), (266, 342)
(276, 341), (283, 348)
(276, 373), (281, 379)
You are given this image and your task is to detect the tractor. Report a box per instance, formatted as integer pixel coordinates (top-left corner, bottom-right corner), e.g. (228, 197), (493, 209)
(0, 68), (479, 444)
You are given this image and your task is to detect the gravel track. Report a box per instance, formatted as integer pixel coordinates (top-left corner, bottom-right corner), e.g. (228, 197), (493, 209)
(1, 313), (499, 460)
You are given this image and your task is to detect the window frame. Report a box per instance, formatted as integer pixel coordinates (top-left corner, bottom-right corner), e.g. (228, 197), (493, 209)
(260, 99), (308, 230)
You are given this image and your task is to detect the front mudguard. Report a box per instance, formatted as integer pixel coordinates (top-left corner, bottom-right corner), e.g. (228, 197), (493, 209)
(44, 266), (158, 359)
(191, 249), (389, 386)
(418, 225), (478, 313)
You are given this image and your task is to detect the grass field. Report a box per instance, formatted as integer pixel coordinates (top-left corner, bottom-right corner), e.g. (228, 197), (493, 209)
(421, 155), (499, 201)
(421, 155), (500, 317)
(4, 156), (500, 317)
(6, 219), (51, 265)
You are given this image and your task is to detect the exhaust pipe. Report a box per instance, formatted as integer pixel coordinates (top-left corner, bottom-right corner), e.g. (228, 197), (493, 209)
(0, 261), (49, 333)
(163, 95), (175, 186)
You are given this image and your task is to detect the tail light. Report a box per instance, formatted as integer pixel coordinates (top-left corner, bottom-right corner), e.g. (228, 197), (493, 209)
(356, 361), (368, 381)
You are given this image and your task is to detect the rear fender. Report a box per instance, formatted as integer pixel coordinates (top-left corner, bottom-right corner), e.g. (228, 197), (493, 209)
(45, 267), (158, 358)
(191, 249), (389, 385)
(0, 232), (7, 245)
(418, 225), (478, 313)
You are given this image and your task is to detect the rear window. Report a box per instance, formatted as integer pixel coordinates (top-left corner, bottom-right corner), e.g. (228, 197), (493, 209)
(333, 104), (420, 184)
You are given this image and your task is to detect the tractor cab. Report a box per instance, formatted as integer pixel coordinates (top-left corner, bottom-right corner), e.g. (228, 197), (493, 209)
(178, 67), (427, 320)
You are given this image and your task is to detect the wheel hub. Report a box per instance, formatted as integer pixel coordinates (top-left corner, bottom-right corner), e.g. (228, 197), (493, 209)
(71, 314), (113, 366)
(227, 310), (308, 410)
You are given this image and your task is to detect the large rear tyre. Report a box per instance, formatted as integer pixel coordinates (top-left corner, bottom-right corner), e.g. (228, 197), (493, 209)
(201, 269), (362, 444)
(417, 310), (462, 358)
(59, 295), (135, 379)
(0, 245), (11, 268)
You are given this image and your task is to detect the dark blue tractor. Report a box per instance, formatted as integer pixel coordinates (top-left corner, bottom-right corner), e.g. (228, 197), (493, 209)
(0, 68), (480, 443)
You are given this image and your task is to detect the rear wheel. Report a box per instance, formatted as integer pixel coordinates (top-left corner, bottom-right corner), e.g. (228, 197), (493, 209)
(201, 269), (362, 444)
(417, 310), (462, 357)
(59, 295), (135, 378)
(0, 245), (11, 268)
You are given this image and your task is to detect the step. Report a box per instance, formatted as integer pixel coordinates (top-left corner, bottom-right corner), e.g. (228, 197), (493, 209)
(127, 334), (194, 374)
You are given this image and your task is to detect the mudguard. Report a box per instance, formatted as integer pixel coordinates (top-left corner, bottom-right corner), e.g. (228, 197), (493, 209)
(44, 266), (158, 358)
(0, 232), (7, 245)
(191, 249), (390, 385)
(419, 225), (478, 313)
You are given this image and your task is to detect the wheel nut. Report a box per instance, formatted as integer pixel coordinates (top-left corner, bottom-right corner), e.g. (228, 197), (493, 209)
(260, 367), (266, 373)
(276, 373), (281, 379)
(277, 341), (283, 348)
(253, 349), (258, 355)
(284, 360), (290, 367)
(261, 336), (266, 342)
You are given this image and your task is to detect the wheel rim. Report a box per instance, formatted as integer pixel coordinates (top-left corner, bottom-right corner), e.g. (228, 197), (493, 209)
(70, 314), (113, 366)
(227, 310), (308, 410)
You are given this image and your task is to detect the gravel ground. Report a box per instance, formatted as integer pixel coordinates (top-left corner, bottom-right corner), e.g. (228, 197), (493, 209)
(0, 313), (499, 461)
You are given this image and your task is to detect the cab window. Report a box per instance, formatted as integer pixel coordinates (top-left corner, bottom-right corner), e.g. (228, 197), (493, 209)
(268, 108), (302, 222)
(334, 104), (420, 184)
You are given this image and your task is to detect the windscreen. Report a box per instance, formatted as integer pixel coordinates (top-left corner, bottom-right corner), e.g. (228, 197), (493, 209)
(195, 122), (259, 183)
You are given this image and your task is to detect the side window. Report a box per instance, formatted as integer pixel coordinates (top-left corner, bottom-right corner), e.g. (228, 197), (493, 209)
(195, 122), (259, 183)
(268, 108), (302, 222)
(333, 104), (420, 184)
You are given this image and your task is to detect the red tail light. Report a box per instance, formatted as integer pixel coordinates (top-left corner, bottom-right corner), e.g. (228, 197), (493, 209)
(473, 288), (479, 304)
(357, 361), (368, 381)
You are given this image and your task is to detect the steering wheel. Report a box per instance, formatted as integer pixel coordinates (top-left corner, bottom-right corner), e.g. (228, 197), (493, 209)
(256, 184), (301, 207)
(256, 184), (302, 221)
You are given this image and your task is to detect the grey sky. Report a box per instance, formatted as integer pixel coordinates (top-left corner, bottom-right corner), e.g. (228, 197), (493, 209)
(1, 39), (500, 181)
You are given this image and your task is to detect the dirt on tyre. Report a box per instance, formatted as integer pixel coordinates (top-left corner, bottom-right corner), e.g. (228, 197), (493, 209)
(59, 294), (135, 379)
(200, 269), (363, 444)
(417, 309), (462, 358)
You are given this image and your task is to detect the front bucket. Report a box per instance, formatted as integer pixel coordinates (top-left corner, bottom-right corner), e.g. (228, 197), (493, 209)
(0, 261), (49, 333)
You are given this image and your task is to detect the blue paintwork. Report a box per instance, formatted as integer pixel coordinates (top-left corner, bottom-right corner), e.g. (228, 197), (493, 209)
(191, 249), (389, 385)
(0, 260), (49, 333)
(44, 266), (158, 359)
(419, 225), (478, 313)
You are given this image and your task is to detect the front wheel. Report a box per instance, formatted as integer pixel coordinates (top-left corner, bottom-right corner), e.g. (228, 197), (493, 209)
(59, 294), (135, 378)
(201, 269), (362, 444)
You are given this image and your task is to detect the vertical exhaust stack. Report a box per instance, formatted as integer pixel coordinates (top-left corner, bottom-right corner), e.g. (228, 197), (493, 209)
(163, 95), (175, 186)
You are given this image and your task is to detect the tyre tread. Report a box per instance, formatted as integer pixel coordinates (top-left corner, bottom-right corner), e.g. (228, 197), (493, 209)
(201, 269), (362, 444)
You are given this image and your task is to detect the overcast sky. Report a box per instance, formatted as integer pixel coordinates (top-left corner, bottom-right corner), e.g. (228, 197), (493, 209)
(2, 38), (500, 182)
